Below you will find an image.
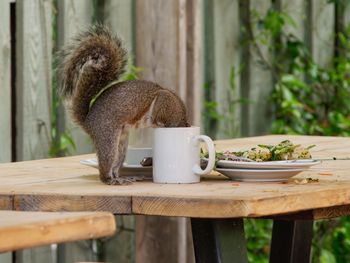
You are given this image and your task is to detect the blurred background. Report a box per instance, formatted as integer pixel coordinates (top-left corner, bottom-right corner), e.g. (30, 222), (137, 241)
(0, 0), (350, 262)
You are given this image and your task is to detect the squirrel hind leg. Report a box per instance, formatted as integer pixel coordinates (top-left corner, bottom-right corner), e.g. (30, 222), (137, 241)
(93, 126), (129, 185)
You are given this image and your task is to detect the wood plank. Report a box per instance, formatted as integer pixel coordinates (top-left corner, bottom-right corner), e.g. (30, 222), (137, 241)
(0, 211), (115, 253)
(279, 0), (307, 40)
(135, 0), (178, 92)
(278, 0), (308, 86)
(214, 0), (241, 139)
(134, 1), (200, 262)
(135, 0), (201, 125)
(0, 136), (350, 220)
(309, 0), (335, 67)
(335, 0), (350, 64)
(135, 215), (184, 263)
(57, 241), (97, 263)
(15, 0), (53, 261)
(103, 0), (154, 149)
(57, 0), (94, 155)
(0, 253), (12, 263)
(202, 0), (217, 138)
(242, 0), (273, 136)
(0, 185), (13, 262)
(104, 0), (133, 51)
(102, 215), (135, 263)
(267, 204), (350, 220)
(0, 155), (131, 214)
(345, 0), (350, 26)
(0, 195), (13, 210)
(13, 194), (130, 214)
(91, 0), (137, 249)
(185, 0), (202, 126)
(16, 0), (52, 161)
(0, 0), (12, 163)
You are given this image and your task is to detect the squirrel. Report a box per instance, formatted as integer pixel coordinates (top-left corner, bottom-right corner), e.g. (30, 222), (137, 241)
(59, 25), (189, 185)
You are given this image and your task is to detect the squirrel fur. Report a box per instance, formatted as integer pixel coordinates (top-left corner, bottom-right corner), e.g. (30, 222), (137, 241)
(59, 25), (189, 185)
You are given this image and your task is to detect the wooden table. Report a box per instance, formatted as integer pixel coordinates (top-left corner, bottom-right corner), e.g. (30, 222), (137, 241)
(0, 211), (115, 252)
(1, 135), (350, 262)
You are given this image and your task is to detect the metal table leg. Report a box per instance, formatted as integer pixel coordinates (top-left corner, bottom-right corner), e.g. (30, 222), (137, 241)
(191, 218), (248, 263)
(269, 220), (313, 263)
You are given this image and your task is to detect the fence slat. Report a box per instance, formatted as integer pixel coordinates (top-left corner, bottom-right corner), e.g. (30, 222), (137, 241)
(186, 0), (202, 127)
(15, 0), (53, 262)
(16, 0), (52, 161)
(345, 1), (350, 26)
(279, 0), (307, 40)
(214, 0), (241, 139)
(102, 216), (135, 263)
(56, 2), (96, 262)
(0, 0), (12, 164)
(57, 0), (94, 155)
(99, 2), (136, 262)
(310, 0), (335, 67)
(241, 0), (273, 136)
(104, 0), (134, 51)
(104, 0), (153, 149)
(135, 2), (184, 261)
(57, 242), (96, 263)
(0, 253), (11, 263)
(135, 0), (199, 262)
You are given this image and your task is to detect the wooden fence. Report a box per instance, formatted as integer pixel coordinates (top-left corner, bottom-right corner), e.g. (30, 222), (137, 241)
(0, 0), (349, 262)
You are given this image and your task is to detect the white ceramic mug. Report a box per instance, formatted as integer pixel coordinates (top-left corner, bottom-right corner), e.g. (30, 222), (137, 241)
(153, 126), (215, 184)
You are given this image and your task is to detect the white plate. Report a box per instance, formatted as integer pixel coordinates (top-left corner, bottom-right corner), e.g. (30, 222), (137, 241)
(80, 158), (153, 177)
(215, 168), (304, 182)
(216, 159), (320, 169)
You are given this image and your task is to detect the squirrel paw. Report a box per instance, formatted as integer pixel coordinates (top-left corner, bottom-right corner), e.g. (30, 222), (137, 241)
(102, 172), (133, 185)
(123, 175), (146, 181)
(101, 173), (147, 185)
(109, 175), (146, 185)
(107, 176), (133, 185)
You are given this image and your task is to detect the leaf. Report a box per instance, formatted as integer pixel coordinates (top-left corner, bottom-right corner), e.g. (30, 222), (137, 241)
(320, 249), (336, 263)
(281, 74), (307, 89)
(121, 64), (143, 81)
(338, 32), (348, 47)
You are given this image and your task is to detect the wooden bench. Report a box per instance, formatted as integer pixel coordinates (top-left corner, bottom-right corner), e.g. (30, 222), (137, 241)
(0, 211), (115, 252)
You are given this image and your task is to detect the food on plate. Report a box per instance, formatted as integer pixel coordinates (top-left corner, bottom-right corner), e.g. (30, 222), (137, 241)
(203, 140), (316, 162)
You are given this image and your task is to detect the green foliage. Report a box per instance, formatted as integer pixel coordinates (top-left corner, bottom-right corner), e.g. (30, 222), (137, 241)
(250, 6), (350, 136)
(49, 128), (76, 157)
(245, 219), (272, 263)
(121, 62), (143, 81)
(202, 67), (243, 139)
(242, 2), (350, 263)
(202, 82), (221, 138)
(223, 67), (243, 137)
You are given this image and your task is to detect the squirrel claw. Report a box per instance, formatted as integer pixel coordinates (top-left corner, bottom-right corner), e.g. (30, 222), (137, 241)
(105, 175), (146, 185)
(123, 175), (145, 182)
(109, 177), (133, 185)
(105, 173), (134, 185)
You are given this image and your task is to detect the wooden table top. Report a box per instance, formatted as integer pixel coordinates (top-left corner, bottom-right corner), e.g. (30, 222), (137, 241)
(1, 135), (350, 219)
(0, 211), (115, 252)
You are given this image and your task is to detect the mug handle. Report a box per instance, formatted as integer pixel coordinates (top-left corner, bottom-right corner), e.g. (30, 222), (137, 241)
(192, 135), (215, 175)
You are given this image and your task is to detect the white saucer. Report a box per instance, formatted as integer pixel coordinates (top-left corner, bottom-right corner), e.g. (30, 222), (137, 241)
(216, 159), (320, 170)
(215, 168), (304, 182)
(80, 158), (153, 177)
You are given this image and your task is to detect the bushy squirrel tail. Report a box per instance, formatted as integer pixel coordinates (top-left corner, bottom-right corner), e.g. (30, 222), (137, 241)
(58, 24), (127, 125)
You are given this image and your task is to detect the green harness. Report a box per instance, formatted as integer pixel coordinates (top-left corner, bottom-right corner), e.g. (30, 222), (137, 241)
(88, 79), (121, 110)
